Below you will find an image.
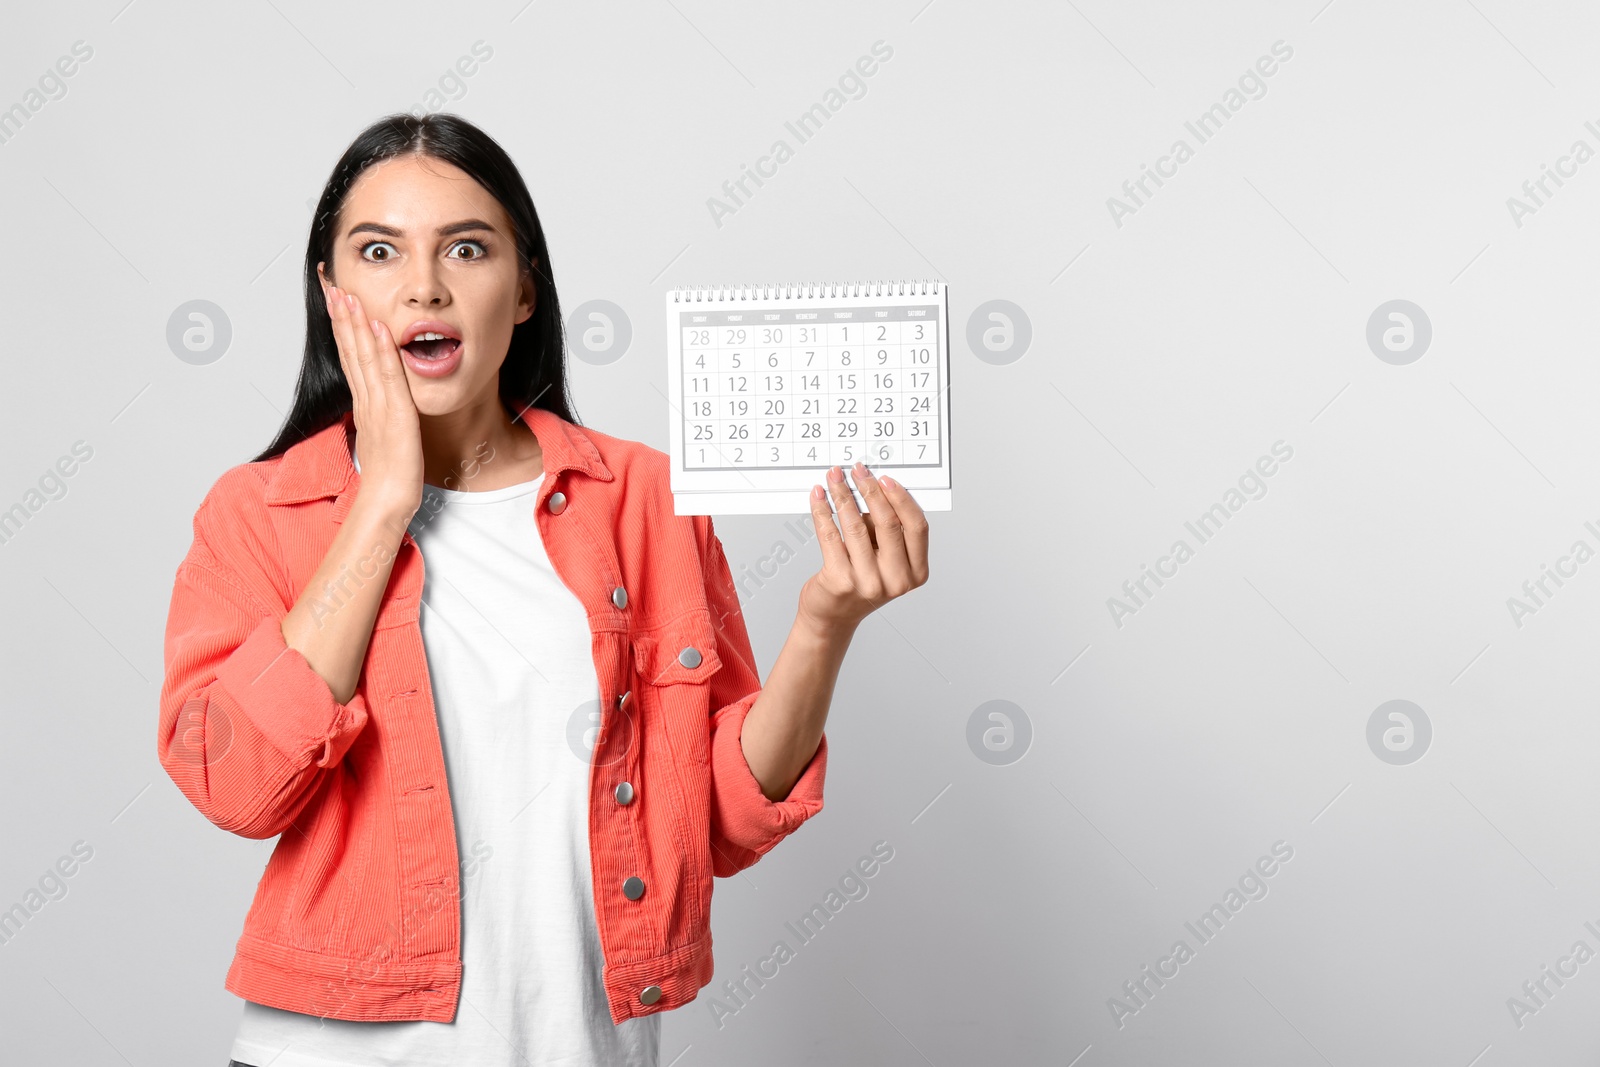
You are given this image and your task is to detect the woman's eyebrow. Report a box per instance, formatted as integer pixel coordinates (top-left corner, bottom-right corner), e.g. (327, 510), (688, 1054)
(344, 219), (500, 239)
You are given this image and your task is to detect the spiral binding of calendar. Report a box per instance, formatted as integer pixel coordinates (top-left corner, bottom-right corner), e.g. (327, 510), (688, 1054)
(669, 279), (943, 302)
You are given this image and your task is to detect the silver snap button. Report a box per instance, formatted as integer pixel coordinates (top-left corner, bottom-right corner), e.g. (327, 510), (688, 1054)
(612, 586), (628, 610)
(640, 984), (662, 1005)
(546, 491), (567, 515)
(618, 689), (632, 711)
(623, 875), (645, 900)
(678, 646), (702, 669)
(614, 781), (634, 805)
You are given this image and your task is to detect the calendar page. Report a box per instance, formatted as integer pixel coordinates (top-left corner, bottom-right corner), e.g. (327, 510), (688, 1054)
(663, 282), (953, 515)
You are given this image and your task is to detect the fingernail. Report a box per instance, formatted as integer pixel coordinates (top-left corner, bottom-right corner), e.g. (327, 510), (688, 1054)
(345, 294), (357, 311)
(882, 475), (897, 489)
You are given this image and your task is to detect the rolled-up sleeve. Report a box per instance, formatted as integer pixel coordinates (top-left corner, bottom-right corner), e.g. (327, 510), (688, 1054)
(157, 514), (368, 839)
(697, 517), (827, 877)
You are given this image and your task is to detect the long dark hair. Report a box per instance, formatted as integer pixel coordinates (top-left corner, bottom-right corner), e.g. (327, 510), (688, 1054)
(251, 112), (577, 463)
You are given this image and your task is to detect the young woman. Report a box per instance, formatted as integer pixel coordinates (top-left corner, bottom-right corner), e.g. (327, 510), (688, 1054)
(156, 112), (929, 1067)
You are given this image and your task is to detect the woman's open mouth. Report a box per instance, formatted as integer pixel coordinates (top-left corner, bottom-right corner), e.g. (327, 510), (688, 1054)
(400, 337), (463, 378)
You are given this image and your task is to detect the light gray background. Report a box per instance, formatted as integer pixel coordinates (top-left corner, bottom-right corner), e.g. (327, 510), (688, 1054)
(2, 0), (1596, 1064)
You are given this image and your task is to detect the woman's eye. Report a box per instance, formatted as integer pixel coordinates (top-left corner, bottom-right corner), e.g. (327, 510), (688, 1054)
(450, 239), (487, 261)
(359, 240), (397, 262)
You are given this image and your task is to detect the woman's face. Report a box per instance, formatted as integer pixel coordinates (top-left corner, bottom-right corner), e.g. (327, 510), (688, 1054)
(318, 153), (534, 416)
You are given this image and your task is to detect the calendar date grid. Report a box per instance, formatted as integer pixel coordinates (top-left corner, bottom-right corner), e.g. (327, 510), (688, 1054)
(677, 305), (944, 472)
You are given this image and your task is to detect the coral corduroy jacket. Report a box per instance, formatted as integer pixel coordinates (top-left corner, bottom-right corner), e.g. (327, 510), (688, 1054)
(156, 405), (828, 1025)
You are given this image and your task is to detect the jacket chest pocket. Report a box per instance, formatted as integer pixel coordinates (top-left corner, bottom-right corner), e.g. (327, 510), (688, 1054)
(630, 613), (721, 922)
(631, 613), (721, 768)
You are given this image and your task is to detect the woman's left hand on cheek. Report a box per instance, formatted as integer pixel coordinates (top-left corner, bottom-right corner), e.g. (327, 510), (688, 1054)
(799, 462), (930, 634)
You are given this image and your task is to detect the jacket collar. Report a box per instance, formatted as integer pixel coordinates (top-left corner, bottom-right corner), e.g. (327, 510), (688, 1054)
(263, 403), (613, 508)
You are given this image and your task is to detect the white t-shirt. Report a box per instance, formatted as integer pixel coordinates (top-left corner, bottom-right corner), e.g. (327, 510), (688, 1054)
(229, 453), (660, 1067)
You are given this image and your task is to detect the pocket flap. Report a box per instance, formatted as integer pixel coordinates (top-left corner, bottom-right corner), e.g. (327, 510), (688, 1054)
(632, 613), (722, 685)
